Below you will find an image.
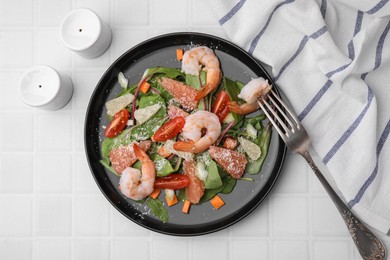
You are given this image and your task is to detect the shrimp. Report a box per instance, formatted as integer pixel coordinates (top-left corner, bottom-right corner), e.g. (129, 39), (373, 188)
(118, 143), (156, 201)
(173, 110), (221, 153)
(228, 77), (272, 115)
(182, 46), (221, 101)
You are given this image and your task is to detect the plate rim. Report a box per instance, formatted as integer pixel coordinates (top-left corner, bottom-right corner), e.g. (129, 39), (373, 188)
(84, 32), (287, 236)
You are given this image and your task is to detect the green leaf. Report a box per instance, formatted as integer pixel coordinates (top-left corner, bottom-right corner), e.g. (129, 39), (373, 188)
(223, 77), (244, 126)
(185, 71), (206, 90)
(130, 94), (167, 141)
(204, 160), (223, 189)
(133, 160), (142, 170)
(130, 116), (166, 141)
(246, 124), (272, 174)
(138, 94), (165, 109)
(224, 77), (242, 102)
(177, 188), (186, 202)
(147, 67), (185, 79)
(99, 159), (120, 176)
(199, 176), (235, 203)
(145, 197), (169, 223)
(101, 128), (132, 161)
(220, 177), (236, 194)
(151, 154), (175, 177)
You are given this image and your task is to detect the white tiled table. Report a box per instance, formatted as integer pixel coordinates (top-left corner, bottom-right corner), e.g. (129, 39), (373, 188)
(0, 0), (389, 259)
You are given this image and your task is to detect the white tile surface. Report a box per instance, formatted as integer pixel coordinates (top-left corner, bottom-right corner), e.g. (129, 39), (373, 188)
(151, 238), (189, 259)
(0, 197), (32, 236)
(192, 239), (229, 260)
(36, 154), (72, 194)
(271, 197), (309, 237)
(0, 0), (389, 259)
(0, 112), (34, 152)
(0, 0), (34, 26)
(0, 239), (32, 260)
(37, 30), (72, 68)
(73, 239), (110, 260)
(313, 240), (351, 260)
(0, 154), (33, 193)
(113, 0), (150, 26)
(0, 71), (32, 110)
(35, 239), (71, 260)
(35, 196), (72, 236)
(0, 31), (34, 68)
(37, 0), (72, 27)
(151, 0), (189, 26)
(273, 240), (309, 260)
(74, 196), (110, 236)
(112, 238), (149, 260)
(232, 239), (269, 260)
(36, 113), (73, 151)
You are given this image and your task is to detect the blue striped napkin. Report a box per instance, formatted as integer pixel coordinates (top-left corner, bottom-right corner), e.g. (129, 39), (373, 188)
(209, 0), (390, 235)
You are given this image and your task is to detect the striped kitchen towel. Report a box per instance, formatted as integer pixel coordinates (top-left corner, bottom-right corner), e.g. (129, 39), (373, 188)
(209, 0), (390, 235)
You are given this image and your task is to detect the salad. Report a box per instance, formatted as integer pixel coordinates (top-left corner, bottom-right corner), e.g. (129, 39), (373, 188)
(100, 46), (272, 223)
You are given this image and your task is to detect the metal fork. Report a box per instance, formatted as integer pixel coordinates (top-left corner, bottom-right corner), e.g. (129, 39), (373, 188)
(257, 89), (387, 260)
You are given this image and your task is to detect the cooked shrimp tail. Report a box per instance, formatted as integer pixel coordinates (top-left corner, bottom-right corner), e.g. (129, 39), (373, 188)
(228, 101), (259, 115)
(118, 143), (156, 201)
(195, 83), (212, 101)
(182, 46), (221, 101)
(133, 143), (148, 162)
(227, 77), (271, 115)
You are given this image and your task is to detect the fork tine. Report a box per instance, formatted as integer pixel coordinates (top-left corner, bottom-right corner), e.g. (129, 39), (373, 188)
(269, 89), (300, 127)
(257, 101), (287, 143)
(266, 94), (295, 132)
(261, 98), (291, 135)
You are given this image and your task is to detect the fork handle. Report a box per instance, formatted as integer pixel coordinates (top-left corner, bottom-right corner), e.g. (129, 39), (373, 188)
(301, 150), (387, 260)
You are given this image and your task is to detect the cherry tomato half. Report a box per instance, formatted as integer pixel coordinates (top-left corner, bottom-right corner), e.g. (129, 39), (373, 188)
(152, 116), (185, 142)
(104, 109), (130, 138)
(212, 90), (231, 122)
(154, 174), (190, 190)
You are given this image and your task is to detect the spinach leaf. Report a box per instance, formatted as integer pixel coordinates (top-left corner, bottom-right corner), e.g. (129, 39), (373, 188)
(133, 160), (142, 170)
(99, 159), (120, 176)
(146, 67), (184, 79)
(177, 189), (186, 202)
(130, 94), (167, 141)
(185, 71), (206, 90)
(220, 177), (236, 194)
(101, 128), (132, 161)
(199, 176), (236, 203)
(246, 124), (272, 174)
(222, 77), (244, 126)
(146, 197), (169, 223)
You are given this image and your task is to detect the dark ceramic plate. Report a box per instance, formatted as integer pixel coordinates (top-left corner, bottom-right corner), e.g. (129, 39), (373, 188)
(85, 32), (286, 236)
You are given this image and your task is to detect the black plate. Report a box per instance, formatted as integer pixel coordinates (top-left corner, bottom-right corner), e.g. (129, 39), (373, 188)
(85, 32), (287, 236)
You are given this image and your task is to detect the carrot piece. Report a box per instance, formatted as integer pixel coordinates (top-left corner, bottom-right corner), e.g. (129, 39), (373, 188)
(158, 146), (171, 158)
(166, 194), (179, 207)
(149, 188), (161, 199)
(176, 49), (184, 61)
(182, 200), (191, 214)
(210, 195), (225, 209)
(139, 81), (151, 94)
